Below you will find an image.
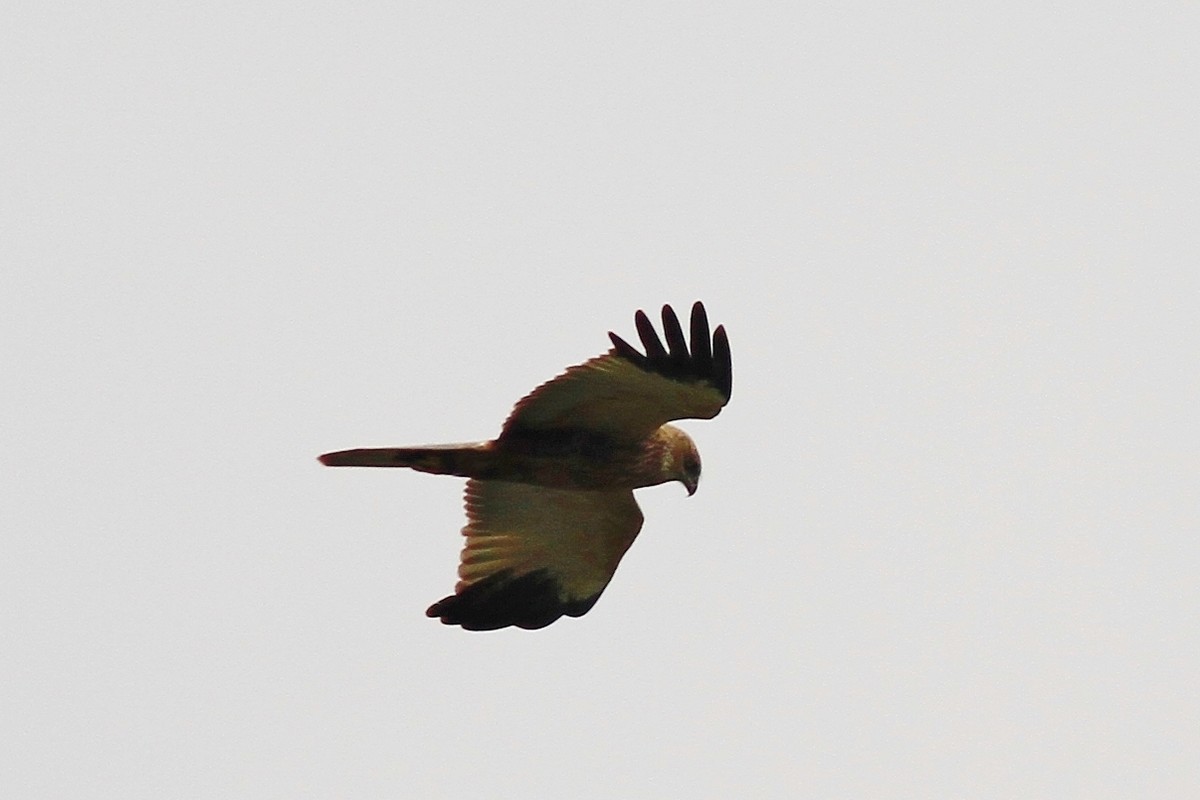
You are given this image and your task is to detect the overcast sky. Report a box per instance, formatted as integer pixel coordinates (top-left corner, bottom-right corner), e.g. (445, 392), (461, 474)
(3, 3), (1197, 798)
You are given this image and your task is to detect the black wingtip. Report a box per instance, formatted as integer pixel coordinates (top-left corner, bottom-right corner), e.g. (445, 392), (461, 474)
(608, 331), (648, 367)
(661, 304), (690, 371)
(712, 324), (732, 400)
(609, 302), (732, 403)
(634, 309), (668, 360)
(426, 569), (600, 631)
(689, 302), (713, 365)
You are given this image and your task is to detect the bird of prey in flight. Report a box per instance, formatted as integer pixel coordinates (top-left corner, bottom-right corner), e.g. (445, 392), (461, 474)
(319, 302), (732, 630)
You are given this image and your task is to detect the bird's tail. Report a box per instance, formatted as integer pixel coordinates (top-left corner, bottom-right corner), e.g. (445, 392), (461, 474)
(318, 441), (495, 478)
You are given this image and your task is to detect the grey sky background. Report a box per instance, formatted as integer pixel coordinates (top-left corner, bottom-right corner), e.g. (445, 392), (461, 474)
(3, 3), (1197, 798)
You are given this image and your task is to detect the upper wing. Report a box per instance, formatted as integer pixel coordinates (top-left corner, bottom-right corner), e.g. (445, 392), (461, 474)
(500, 301), (732, 441)
(426, 479), (644, 630)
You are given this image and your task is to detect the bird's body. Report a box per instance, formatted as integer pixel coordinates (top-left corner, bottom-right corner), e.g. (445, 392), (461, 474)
(319, 302), (731, 630)
(321, 423), (695, 492)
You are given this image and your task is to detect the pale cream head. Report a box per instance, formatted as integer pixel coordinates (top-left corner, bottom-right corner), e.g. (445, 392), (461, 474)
(656, 423), (703, 496)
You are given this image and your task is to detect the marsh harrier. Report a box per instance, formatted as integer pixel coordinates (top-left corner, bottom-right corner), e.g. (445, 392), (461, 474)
(319, 302), (732, 630)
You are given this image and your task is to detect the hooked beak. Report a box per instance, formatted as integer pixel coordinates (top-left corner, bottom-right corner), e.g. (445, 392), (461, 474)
(683, 476), (698, 497)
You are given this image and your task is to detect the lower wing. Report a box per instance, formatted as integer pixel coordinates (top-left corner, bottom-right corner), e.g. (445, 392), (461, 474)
(426, 479), (645, 630)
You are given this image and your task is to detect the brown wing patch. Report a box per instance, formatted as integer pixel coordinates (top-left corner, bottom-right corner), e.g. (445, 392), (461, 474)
(426, 480), (644, 630)
(501, 301), (732, 441)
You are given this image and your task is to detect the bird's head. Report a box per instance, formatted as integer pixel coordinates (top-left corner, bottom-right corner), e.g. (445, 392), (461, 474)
(658, 424), (703, 496)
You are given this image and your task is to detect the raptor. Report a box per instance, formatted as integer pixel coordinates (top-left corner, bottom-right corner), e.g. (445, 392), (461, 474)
(319, 302), (732, 630)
